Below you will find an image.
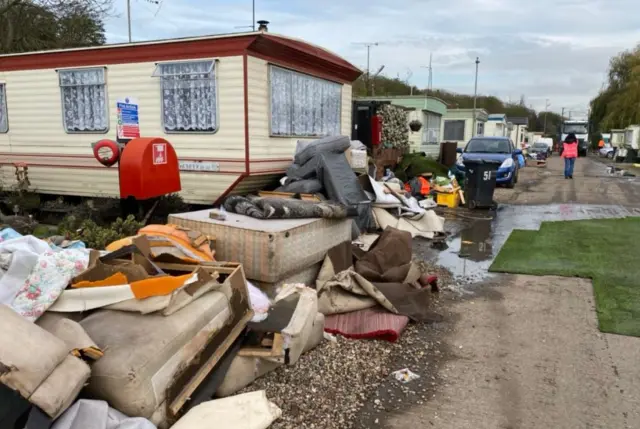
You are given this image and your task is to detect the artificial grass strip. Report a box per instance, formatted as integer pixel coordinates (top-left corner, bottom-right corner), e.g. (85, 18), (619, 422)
(490, 217), (640, 337)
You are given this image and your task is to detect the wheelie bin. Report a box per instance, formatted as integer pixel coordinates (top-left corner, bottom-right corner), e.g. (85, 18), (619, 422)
(463, 159), (500, 209)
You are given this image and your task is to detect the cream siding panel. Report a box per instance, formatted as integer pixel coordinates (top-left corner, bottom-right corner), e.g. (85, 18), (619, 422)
(0, 165), (239, 205)
(0, 56), (246, 203)
(246, 56), (353, 160)
(179, 173), (239, 204)
(2, 167), (120, 197)
(0, 56), (245, 158)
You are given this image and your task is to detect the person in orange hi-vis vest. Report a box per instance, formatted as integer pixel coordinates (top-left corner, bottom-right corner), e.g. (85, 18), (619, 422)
(561, 133), (579, 179)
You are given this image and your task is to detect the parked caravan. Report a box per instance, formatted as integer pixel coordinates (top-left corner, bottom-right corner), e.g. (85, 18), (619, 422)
(0, 31), (361, 204)
(610, 129), (625, 147)
(616, 125), (640, 162)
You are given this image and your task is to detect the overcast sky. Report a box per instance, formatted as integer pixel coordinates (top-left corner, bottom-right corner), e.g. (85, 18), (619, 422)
(105, 0), (640, 114)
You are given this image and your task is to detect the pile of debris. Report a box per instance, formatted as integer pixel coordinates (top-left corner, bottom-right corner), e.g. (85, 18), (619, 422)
(1, 135), (449, 429)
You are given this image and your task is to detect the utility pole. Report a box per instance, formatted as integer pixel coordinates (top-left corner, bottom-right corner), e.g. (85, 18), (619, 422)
(127, 0), (132, 42)
(252, 0), (256, 30)
(420, 53), (433, 109)
(543, 99), (551, 134)
(365, 43), (378, 96)
(472, 57), (480, 137)
(127, 0), (160, 42)
(353, 42), (380, 96)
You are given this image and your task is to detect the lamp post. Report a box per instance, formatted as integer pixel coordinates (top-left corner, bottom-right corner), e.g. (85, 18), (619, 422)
(472, 57), (480, 137)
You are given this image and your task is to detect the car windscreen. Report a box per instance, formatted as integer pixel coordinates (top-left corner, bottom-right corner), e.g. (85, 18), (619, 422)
(465, 139), (511, 154)
(532, 143), (547, 149)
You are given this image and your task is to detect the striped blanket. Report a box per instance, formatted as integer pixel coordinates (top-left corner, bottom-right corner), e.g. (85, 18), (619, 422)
(324, 306), (409, 343)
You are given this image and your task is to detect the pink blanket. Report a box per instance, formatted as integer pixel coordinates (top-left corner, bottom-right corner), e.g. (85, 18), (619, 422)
(324, 306), (409, 342)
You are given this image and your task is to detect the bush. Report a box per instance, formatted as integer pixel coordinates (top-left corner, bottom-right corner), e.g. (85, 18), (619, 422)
(58, 214), (143, 250)
(6, 191), (40, 214)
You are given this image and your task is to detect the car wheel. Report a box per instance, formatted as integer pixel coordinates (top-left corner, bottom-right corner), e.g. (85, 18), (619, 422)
(607, 152), (614, 159)
(506, 171), (516, 189)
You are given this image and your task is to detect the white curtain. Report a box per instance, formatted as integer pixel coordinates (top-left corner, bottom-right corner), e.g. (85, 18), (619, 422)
(158, 61), (216, 132)
(270, 66), (341, 137)
(0, 84), (7, 133)
(270, 67), (292, 135)
(59, 68), (107, 132)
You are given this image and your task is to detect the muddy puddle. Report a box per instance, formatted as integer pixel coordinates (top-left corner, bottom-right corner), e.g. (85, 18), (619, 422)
(421, 204), (640, 288)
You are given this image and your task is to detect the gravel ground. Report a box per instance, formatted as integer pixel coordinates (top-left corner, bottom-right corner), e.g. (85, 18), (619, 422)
(241, 262), (456, 429)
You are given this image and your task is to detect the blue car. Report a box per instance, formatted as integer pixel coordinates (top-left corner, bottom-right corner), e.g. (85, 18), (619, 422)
(454, 136), (522, 188)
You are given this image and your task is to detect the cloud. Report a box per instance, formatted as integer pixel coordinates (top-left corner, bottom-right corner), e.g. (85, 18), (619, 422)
(104, 0), (640, 112)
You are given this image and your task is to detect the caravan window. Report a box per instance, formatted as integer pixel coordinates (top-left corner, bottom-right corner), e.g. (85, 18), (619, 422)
(269, 66), (341, 137)
(153, 60), (217, 133)
(443, 120), (465, 141)
(0, 84), (7, 133)
(59, 68), (108, 133)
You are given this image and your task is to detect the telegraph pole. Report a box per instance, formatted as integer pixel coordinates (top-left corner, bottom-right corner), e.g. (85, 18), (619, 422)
(127, 0), (160, 42)
(472, 57), (480, 137)
(543, 99), (551, 134)
(353, 42), (380, 96)
(127, 0), (132, 42)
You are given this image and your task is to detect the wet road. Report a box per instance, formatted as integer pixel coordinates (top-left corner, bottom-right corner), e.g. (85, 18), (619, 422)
(419, 156), (640, 285)
(386, 156), (640, 429)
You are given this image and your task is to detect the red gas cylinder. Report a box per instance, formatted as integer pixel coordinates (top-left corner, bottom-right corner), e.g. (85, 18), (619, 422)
(371, 115), (382, 146)
(118, 137), (181, 200)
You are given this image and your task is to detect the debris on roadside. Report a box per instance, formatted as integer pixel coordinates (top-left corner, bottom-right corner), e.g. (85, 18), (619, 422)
(607, 165), (636, 177)
(0, 134), (460, 429)
(391, 368), (420, 384)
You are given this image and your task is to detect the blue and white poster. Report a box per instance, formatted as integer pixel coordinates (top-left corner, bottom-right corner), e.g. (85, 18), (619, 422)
(116, 97), (140, 139)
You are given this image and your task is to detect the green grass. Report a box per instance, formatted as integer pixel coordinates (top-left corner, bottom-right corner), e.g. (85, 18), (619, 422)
(490, 217), (640, 337)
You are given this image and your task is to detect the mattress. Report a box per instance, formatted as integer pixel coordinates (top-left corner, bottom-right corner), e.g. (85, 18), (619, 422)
(252, 262), (322, 297)
(169, 210), (351, 283)
(80, 291), (230, 420)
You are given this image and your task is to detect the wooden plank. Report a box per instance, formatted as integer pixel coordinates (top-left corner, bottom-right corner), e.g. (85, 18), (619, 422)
(168, 311), (254, 416)
(237, 333), (285, 358)
(258, 191), (321, 201)
(164, 263), (252, 418)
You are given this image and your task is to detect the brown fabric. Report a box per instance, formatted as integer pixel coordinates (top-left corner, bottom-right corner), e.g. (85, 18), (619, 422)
(355, 227), (414, 283)
(327, 241), (353, 274)
(373, 282), (442, 322)
(317, 227), (436, 321)
(354, 227), (434, 321)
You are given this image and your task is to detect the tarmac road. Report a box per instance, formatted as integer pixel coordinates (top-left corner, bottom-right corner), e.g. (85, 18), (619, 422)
(373, 156), (640, 429)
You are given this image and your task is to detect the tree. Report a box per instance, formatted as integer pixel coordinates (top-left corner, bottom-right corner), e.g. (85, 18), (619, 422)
(589, 44), (640, 132)
(0, 0), (111, 54)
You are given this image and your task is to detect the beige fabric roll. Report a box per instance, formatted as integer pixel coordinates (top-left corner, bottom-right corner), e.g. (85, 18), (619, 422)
(30, 354), (90, 418)
(0, 305), (69, 399)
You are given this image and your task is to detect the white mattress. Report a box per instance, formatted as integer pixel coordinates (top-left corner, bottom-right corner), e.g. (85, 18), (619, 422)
(169, 210), (352, 283)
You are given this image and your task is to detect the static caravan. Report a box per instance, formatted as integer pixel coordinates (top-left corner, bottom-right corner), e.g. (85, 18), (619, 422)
(624, 125), (640, 149)
(485, 113), (508, 137)
(0, 31), (361, 204)
(610, 129), (625, 147)
(440, 108), (489, 147)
